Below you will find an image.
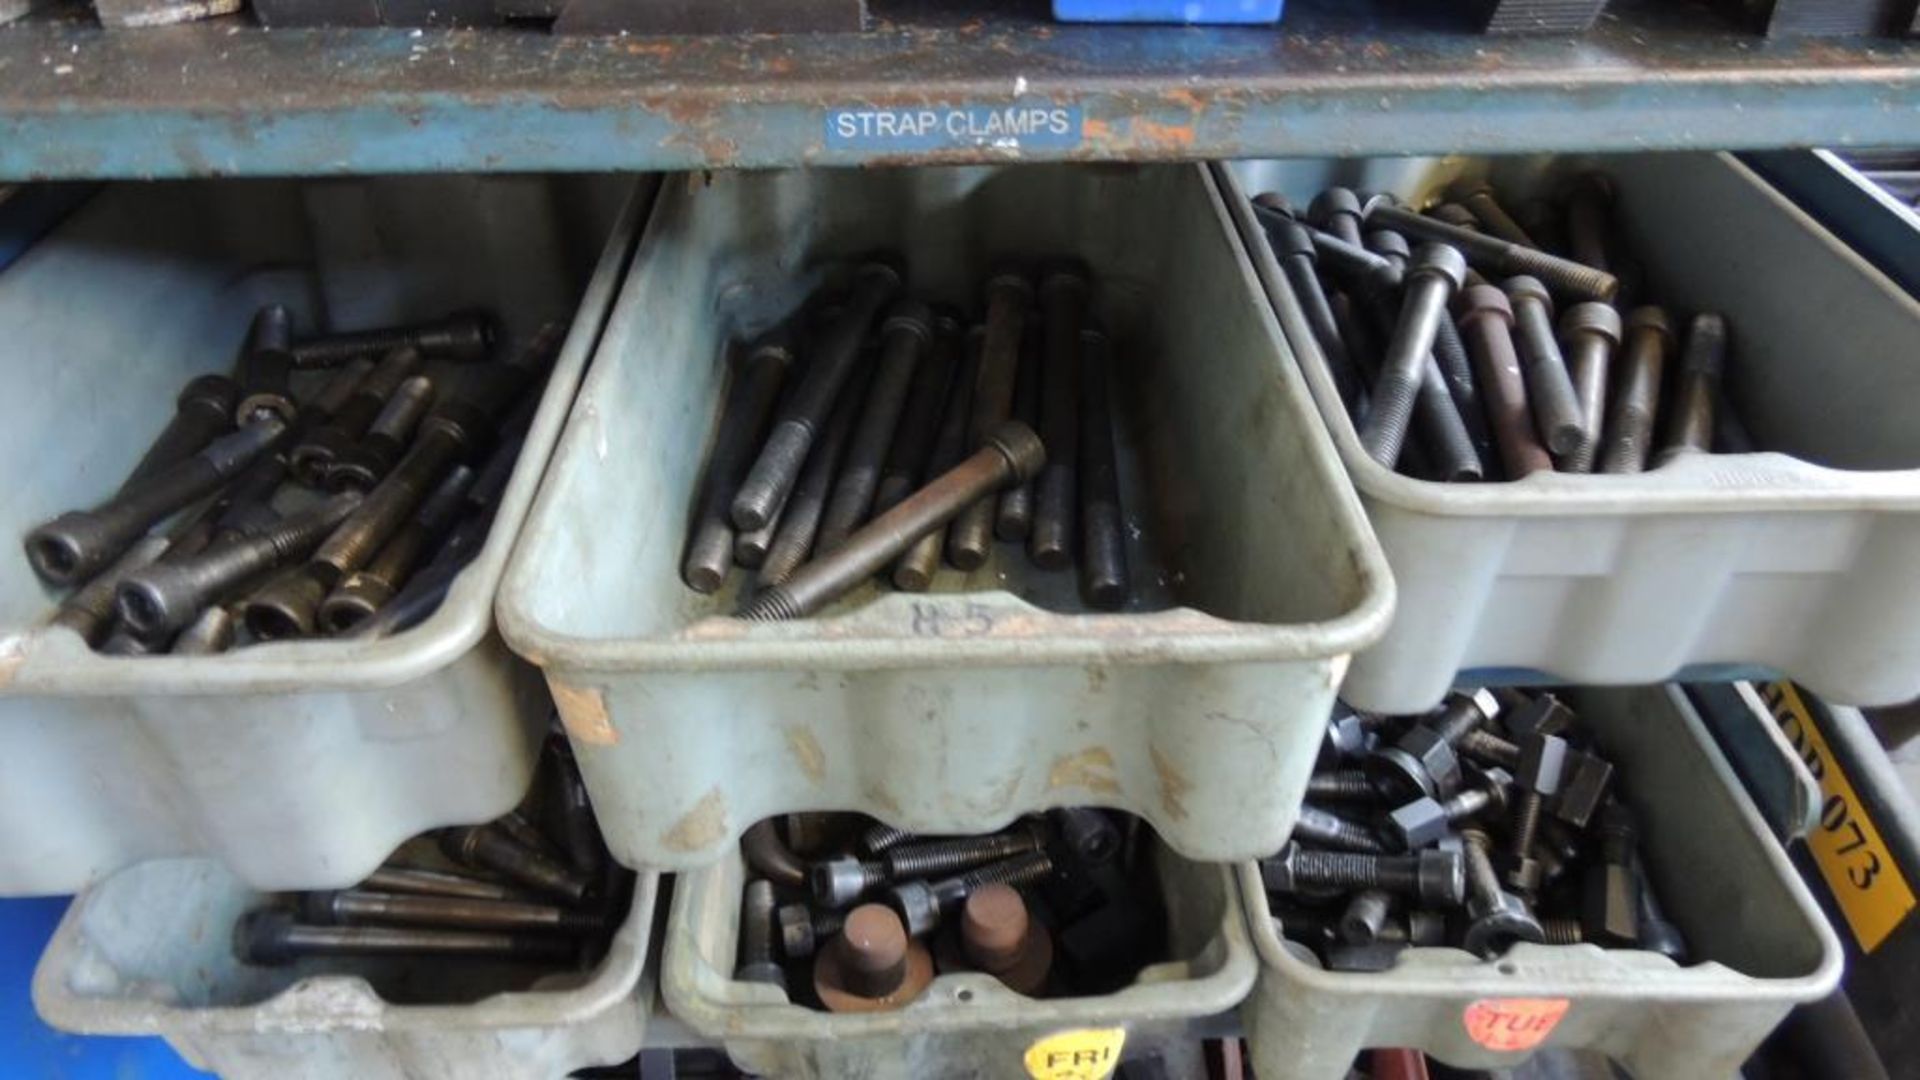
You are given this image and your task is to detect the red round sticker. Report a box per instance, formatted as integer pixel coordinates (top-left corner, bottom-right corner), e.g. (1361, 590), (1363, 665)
(1462, 997), (1571, 1052)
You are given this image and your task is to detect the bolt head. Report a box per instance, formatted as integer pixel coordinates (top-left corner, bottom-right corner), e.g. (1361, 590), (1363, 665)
(1501, 275), (1553, 310)
(984, 421), (1047, 484)
(1502, 694), (1577, 742)
(1499, 852), (1543, 895)
(1323, 706), (1378, 764)
(778, 904), (819, 959)
(1400, 725), (1465, 799)
(1559, 301), (1622, 344)
(1405, 909), (1448, 947)
(1454, 284), (1513, 327)
(811, 857), (873, 909)
(1627, 305), (1674, 342)
(233, 908), (298, 966)
(1363, 229), (1411, 261)
(1463, 891), (1545, 958)
(1408, 244), (1469, 291)
(1516, 733), (1572, 796)
(1327, 941), (1405, 972)
(1260, 843), (1303, 895)
(1309, 187), (1363, 224)
(1386, 797), (1451, 852)
(1276, 220), (1317, 261)
(1416, 849), (1466, 907)
(886, 879), (941, 937)
(882, 299), (934, 342)
(1551, 751), (1615, 830)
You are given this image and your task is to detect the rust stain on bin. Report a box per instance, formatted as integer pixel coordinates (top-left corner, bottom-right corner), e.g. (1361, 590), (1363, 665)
(663, 788), (729, 852)
(550, 680), (617, 746)
(1048, 747), (1120, 796)
(786, 725), (827, 784)
(1151, 744), (1192, 821)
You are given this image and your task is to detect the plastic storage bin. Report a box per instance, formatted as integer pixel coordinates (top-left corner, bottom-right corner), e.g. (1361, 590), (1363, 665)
(1237, 683), (1842, 1078)
(496, 163), (1393, 870)
(1052, 0), (1283, 24)
(662, 840), (1252, 1079)
(1219, 154), (1920, 713)
(32, 858), (657, 1080)
(0, 175), (652, 895)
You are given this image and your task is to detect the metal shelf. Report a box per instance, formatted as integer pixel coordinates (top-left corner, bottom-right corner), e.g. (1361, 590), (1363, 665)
(0, 1), (1918, 179)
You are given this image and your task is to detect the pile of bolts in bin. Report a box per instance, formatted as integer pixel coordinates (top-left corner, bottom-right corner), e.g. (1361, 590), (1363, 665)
(683, 256), (1131, 618)
(1263, 689), (1689, 971)
(735, 809), (1165, 1010)
(1253, 173), (1749, 481)
(21, 305), (549, 654)
(235, 733), (633, 970)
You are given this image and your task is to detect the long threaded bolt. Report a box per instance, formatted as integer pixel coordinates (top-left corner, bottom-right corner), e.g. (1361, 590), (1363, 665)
(170, 604), (238, 655)
(994, 326), (1039, 543)
(756, 365), (870, 588)
(318, 465), (476, 634)
(236, 304), (299, 426)
(1428, 692), (1498, 745)
(305, 889), (606, 935)
(1076, 328), (1130, 610)
(1461, 828), (1505, 906)
(682, 333), (796, 593)
(893, 325), (982, 590)
(1306, 770), (1379, 802)
(733, 262), (902, 532)
(1272, 844), (1466, 907)
(1271, 218), (1367, 423)
(1458, 728), (1521, 767)
(1359, 244), (1468, 469)
(26, 417), (289, 586)
(1558, 303), (1622, 474)
(362, 866), (530, 903)
(862, 823), (916, 854)
(114, 490), (362, 641)
(439, 825), (592, 904)
(885, 826), (1044, 879)
(819, 301), (933, 554)
(1503, 276), (1589, 459)
(326, 374), (438, 494)
(1600, 307), (1675, 474)
(1456, 285), (1554, 479)
(736, 880), (786, 987)
(51, 535), (173, 646)
(290, 310), (498, 370)
(290, 346), (426, 487)
(946, 270), (1034, 570)
(1358, 231), (1482, 482)
(741, 422), (1045, 621)
(1295, 804), (1389, 854)
(1564, 173), (1614, 274)
(873, 310), (963, 520)
(1309, 187), (1365, 246)
(1030, 268), (1086, 569)
(958, 850), (1054, 890)
(235, 909), (577, 967)
(120, 374), (239, 493)
(1656, 313), (1725, 464)
(1366, 202), (1618, 302)
(1446, 180), (1537, 248)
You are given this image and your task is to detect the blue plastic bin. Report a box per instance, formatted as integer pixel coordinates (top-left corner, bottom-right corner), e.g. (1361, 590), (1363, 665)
(1053, 0), (1282, 24)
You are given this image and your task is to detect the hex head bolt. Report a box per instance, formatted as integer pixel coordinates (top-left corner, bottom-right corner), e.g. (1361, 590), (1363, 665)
(440, 824), (592, 904)
(235, 909), (579, 968)
(963, 884), (1052, 995)
(732, 261), (903, 532)
(1338, 888), (1394, 945)
(812, 904), (933, 1013)
(1445, 179), (1538, 248)
(1502, 276), (1589, 461)
(303, 889), (607, 936)
(318, 464), (477, 633)
(819, 301), (933, 555)
(741, 421), (1044, 621)
(1309, 187), (1366, 246)
(893, 325), (982, 591)
(112, 489), (362, 642)
(887, 850), (1056, 937)
(755, 365), (872, 589)
(1583, 805), (1642, 946)
(170, 605), (238, 655)
(1557, 302), (1622, 474)
(1564, 172), (1615, 274)
(1386, 780), (1510, 851)
(1307, 770), (1381, 802)
(946, 271), (1035, 570)
(1458, 828), (1544, 958)
(1365, 201), (1618, 303)
(289, 309), (498, 370)
(994, 326), (1041, 543)
(1028, 268), (1087, 568)
(734, 879), (787, 989)
(680, 336), (796, 592)
(1455, 285), (1555, 478)
(1367, 722), (1465, 803)
(1656, 312), (1726, 465)
(778, 903), (847, 959)
(1599, 306), (1674, 474)
(119, 374), (239, 493)
(25, 416), (289, 587)
(1264, 843), (1466, 908)
(235, 304), (300, 426)
(1075, 328), (1130, 610)
(290, 346), (427, 487)
(1268, 217), (1367, 423)
(1507, 732), (1571, 889)
(50, 535), (174, 646)
(1358, 244), (1468, 470)
(1294, 804), (1389, 854)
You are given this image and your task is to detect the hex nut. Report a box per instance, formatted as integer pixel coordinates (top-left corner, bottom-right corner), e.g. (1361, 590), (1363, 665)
(1386, 797), (1452, 851)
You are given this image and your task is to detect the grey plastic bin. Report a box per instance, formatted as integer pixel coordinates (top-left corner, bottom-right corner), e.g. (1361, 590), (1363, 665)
(1237, 684), (1843, 1079)
(1219, 154), (1920, 713)
(495, 163), (1394, 870)
(32, 858), (658, 1080)
(662, 840), (1252, 1080)
(0, 174), (653, 895)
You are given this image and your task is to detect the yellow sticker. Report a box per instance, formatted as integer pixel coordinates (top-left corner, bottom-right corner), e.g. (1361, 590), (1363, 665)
(1762, 682), (1917, 952)
(1023, 1027), (1128, 1080)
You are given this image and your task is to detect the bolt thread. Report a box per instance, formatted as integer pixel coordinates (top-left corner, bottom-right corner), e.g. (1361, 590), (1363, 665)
(1540, 918), (1585, 945)
(1461, 832), (1502, 903)
(887, 830), (1041, 880)
(314, 427), (466, 577)
(1414, 362), (1484, 481)
(1440, 787), (1494, 822)
(1361, 368), (1421, 468)
(1430, 317), (1493, 464)
(1292, 850), (1419, 894)
(739, 587), (801, 622)
(1431, 697), (1488, 745)
(1497, 245), (1617, 302)
(1458, 729), (1520, 767)
(293, 329), (417, 369)
(1306, 771), (1379, 802)
(957, 850), (1054, 891)
(1295, 805), (1388, 854)
(862, 824), (914, 854)
(1368, 204), (1616, 302)
(1510, 792), (1545, 860)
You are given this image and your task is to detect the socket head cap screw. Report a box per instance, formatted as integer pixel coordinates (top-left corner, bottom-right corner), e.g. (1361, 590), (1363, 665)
(1560, 302), (1622, 344)
(1407, 244), (1469, 291)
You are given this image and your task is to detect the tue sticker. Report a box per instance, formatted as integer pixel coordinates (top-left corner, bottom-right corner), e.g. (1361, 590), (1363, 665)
(1462, 997), (1570, 1052)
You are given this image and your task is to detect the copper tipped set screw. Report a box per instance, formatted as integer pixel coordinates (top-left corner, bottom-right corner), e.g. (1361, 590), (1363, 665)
(738, 808), (1165, 1011)
(683, 258), (1135, 618)
(22, 306), (544, 653)
(1254, 175), (1737, 481)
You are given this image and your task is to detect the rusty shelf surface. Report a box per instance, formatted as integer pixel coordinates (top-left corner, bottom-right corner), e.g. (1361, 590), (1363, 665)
(0, 0), (1917, 178)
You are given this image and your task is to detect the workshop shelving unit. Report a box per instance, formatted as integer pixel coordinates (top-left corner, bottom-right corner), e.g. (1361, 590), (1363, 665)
(3, 0), (1919, 1075)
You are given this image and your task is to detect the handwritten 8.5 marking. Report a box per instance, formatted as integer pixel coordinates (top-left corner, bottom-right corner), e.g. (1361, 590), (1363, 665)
(909, 600), (996, 638)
